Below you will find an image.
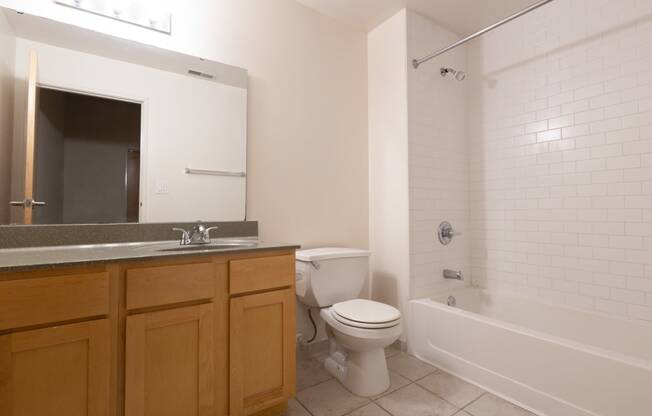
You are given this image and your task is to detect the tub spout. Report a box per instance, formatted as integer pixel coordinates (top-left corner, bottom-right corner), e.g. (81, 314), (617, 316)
(443, 269), (463, 280)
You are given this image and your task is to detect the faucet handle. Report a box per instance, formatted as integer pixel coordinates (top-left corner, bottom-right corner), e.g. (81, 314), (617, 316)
(202, 226), (219, 242)
(438, 221), (461, 245)
(172, 227), (191, 245)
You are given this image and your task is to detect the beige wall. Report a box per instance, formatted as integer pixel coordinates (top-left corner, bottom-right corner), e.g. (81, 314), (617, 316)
(368, 9), (411, 339)
(0, 11), (14, 223)
(0, 0), (369, 248)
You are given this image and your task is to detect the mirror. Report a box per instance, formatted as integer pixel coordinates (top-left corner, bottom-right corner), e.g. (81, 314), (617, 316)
(0, 7), (248, 225)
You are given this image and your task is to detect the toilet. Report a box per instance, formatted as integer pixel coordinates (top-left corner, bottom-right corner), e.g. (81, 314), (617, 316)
(295, 248), (402, 397)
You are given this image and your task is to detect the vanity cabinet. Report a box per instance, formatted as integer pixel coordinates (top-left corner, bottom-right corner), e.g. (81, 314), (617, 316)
(230, 288), (296, 416)
(123, 262), (218, 416)
(228, 255), (297, 416)
(0, 249), (296, 416)
(125, 304), (215, 416)
(0, 319), (111, 416)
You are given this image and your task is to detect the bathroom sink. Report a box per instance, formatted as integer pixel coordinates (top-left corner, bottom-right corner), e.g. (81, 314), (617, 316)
(157, 241), (257, 253)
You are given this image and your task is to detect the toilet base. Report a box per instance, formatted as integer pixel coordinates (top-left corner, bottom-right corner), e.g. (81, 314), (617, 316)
(324, 347), (390, 397)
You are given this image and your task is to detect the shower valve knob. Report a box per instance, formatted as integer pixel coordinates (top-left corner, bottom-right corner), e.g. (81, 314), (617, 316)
(438, 221), (461, 245)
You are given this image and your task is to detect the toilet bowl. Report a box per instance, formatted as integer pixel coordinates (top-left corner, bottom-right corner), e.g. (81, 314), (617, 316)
(320, 299), (402, 397)
(295, 248), (402, 397)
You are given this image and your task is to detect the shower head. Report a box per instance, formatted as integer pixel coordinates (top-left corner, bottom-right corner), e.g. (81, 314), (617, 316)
(440, 67), (466, 81)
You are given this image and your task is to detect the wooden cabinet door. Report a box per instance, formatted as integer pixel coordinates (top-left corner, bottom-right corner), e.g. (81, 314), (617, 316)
(230, 288), (296, 416)
(0, 319), (110, 416)
(125, 303), (214, 416)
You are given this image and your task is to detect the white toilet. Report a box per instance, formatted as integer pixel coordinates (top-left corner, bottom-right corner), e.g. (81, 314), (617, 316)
(295, 248), (402, 397)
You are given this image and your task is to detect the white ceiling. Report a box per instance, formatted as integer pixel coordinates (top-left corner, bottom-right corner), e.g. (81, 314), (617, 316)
(296, 0), (539, 35)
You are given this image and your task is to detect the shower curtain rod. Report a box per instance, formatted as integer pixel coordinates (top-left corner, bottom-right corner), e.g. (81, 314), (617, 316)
(412, 0), (555, 69)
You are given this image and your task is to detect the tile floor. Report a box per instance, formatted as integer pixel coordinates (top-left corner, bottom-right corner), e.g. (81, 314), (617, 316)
(287, 346), (537, 416)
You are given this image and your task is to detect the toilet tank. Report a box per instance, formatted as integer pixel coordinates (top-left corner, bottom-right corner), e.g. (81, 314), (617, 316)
(295, 248), (370, 307)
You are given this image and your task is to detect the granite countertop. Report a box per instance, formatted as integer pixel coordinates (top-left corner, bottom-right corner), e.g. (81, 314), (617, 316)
(0, 238), (300, 273)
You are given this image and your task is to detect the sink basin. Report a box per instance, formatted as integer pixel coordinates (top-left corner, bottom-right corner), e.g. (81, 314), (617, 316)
(157, 242), (257, 253)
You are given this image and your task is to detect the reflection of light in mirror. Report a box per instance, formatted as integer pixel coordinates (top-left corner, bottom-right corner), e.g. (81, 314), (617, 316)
(53, 0), (172, 34)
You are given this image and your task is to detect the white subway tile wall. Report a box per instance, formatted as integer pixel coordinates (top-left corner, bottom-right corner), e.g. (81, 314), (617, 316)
(468, 0), (652, 321)
(407, 11), (470, 299)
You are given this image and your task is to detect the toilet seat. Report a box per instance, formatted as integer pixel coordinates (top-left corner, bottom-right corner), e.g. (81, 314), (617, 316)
(332, 299), (401, 329)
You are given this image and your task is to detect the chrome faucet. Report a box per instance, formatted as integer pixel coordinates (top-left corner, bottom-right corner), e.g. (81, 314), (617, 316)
(172, 222), (219, 246)
(438, 221), (462, 245)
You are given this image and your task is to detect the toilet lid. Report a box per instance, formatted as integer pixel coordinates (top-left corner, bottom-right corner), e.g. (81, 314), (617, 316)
(332, 299), (401, 325)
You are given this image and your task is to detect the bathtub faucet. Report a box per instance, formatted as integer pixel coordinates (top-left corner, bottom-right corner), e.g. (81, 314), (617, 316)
(443, 269), (464, 280)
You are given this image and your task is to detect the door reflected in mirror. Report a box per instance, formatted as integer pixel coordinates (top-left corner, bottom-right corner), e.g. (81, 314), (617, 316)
(34, 88), (142, 224)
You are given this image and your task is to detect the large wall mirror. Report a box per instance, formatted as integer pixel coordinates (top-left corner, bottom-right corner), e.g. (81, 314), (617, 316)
(0, 7), (248, 226)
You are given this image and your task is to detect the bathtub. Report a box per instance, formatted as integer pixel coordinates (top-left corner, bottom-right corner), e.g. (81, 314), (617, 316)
(408, 288), (652, 416)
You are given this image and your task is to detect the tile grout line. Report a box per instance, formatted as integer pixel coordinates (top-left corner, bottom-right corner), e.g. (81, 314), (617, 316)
(294, 398), (315, 416)
(296, 374), (335, 394)
(368, 362), (491, 415)
(459, 392), (488, 412)
(366, 368), (458, 416)
(413, 374), (465, 411)
(295, 349), (400, 415)
(297, 351), (497, 416)
(333, 355), (446, 416)
(340, 399), (374, 416)
(372, 395), (397, 416)
(411, 368), (487, 413)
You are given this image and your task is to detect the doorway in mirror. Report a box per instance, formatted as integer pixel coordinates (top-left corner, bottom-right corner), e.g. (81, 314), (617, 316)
(33, 87), (142, 224)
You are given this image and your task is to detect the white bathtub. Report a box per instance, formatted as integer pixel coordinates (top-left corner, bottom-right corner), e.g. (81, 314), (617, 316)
(408, 288), (652, 416)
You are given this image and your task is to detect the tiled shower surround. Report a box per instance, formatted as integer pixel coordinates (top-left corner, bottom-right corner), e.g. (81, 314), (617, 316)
(408, 12), (470, 299)
(467, 0), (652, 321)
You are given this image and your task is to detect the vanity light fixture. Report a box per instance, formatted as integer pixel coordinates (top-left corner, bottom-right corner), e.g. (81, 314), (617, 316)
(54, 0), (172, 34)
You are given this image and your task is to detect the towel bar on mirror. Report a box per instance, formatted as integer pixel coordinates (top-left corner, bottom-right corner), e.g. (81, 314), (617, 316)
(184, 168), (246, 178)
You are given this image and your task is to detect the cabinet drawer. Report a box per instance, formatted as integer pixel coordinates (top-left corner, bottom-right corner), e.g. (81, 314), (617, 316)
(229, 255), (294, 295)
(0, 272), (109, 331)
(126, 262), (215, 310)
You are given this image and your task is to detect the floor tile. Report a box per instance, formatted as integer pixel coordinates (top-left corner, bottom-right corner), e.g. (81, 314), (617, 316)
(417, 371), (484, 408)
(464, 394), (536, 416)
(284, 398), (312, 416)
(311, 350), (330, 364)
(296, 379), (370, 416)
(348, 402), (392, 416)
(297, 354), (333, 391)
(370, 371), (411, 400)
(386, 353), (438, 381)
(375, 384), (459, 416)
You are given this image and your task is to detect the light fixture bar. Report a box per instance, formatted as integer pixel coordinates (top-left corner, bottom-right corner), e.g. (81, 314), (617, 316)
(54, 0), (172, 34)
